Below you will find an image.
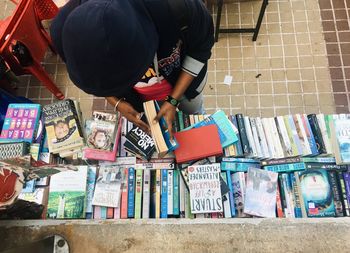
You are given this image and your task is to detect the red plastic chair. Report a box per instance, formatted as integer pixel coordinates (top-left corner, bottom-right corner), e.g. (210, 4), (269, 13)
(0, 0), (65, 100)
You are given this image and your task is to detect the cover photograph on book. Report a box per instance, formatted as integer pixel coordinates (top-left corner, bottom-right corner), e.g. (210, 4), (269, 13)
(85, 119), (115, 151)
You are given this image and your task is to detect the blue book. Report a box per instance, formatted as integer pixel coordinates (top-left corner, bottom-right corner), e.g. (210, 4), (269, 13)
(100, 207), (107, 219)
(222, 157), (259, 163)
(127, 167), (135, 218)
(303, 115), (318, 156)
(230, 115), (243, 156)
(333, 116), (350, 164)
(85, 167), (97, 219)
(288, 115), (303, 155)
(173, 169), (180, 216)
(154, 101), (178, 152)
(185, 110), (238, 148)
(21, 179), (36, 193)
(161, 169), (168, 218)
(226, 171), (236, 217)
(289, 173), (302, 218)
(221, 161), (260, 172)
(264, 163), (306, 173)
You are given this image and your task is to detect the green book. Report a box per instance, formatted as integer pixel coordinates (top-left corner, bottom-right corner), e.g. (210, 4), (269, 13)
(134, 169), (143, 219)
(173, 169), (180, 216)
(283, 115), (299, 156)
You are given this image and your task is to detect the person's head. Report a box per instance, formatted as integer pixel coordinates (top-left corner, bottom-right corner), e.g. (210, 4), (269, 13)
(50, 0), (159, 97)
(54, 120), (69, 139)
(89, 130), (110, 149)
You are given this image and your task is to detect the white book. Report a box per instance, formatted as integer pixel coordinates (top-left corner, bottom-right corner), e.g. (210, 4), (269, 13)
(250, 118), (263, 158)
(269, 118), (284, 159)
(167, 170), (174, 215)
(261, 118), (276, 158)
(255, 117), (270, 159)
(276, 116), (294, 157)
(295, 114), (312, 155)
(142, 169), (151, 218)
(316, 114), (333, 154)
(223, 191), (231, 218)
(179, 175), (186, 217)
(244, 116), (257, 157)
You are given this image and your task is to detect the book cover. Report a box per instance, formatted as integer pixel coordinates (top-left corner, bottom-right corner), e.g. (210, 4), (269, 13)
(125, 124), (156, 160)
(127, 167), (135, 218)
(231, 172), (247, 217)
(161, 169), (168, 218)
(328, 170), (344, 217)
(0, 103), (41, 143)
(134, 169), (143, 219)
(187, 163), (223, 214)
(298, 169), (336, 217)
(0, 142), (30, 160)
(331, 116), (350, 164)
(42, 100), (84, 154)
(142, 169), (151, 218)
(92, 165), (124, 208)
(85, 119), (115, 151)
(338, 172), (350, 216)
(47, 166), (88, 219)
(174, 124), (223, 164)
(85, 166), (96, 219)
(243, 168), (278, 218)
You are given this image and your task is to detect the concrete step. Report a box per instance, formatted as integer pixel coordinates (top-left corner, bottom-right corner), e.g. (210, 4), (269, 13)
(1, 219), (350, 253)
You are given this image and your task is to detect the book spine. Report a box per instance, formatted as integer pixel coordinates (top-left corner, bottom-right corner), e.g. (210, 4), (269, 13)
(278, 175), (288, 218)
(307, 114), (327, 154)
(100, 207), (107, 219)
(221, 161), (260, 172)
(114, 205), (121, 219)
(127, 167), (135, 218)
(283, 115), (299, 156)
(328, 171), (344, 217)
(261, 118), (276, 158)
(250, 118), (263, 158)
(226, 170), (235, 217)
(221, 172), (232, 218)
(156, 169), (161, 218)
(343, 172), (350, 213)
(269, 117), (284, 158)
(275, 182), (284, 218)
(230, 115), (244, 156)
(179, 171), (186, 218)
(161, 169), (168, 218)
(281, 173), (295, 218)
(173, 169), (180, 216)
(289, 173), (302, 218)
(302, 114), (319, 155)
(107, 207), (114, 219)
(183, 113), (191, 128)
(255, 117), (269, 158)
(85, 167), (96, 218)
(323, 114), (334, 155)
(276, 116), (293, 158)
(264, 162), (306, 173)
(167, 170), (174, 215)
(295, 114), (312, 155)
(119, 117), (128, 157)
(244, 116), (257, 157)
(142, 169), (151, 219)
(222, 157), (259, 163)
(304, 163), (347, 171)
(93, 206), (101, 219)
(68, 99), (85, 139)
(329, 115), (343, 164)
(235, 114), (251, 156)
(178, 111), (184, 130)
(261, 157), (301, 166)
(301, 157), (336, 163)
(338, 172), (350, 216)
(288, 115), (303, 156)
(134, 169), (143, 219)
(185, 186), (194, 218)
(294, 172), (307, 218)
(120, 168), (129, 219)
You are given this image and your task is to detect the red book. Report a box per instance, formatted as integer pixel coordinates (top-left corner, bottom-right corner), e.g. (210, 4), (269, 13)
(107, 207), (114, 219)
(276, 183), (284, 218)
(174, 124), (223, 163)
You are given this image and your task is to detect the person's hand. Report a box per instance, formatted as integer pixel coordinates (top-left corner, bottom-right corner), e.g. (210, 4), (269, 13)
(117, 100), (150, 134)
(155, 102), (177, 139)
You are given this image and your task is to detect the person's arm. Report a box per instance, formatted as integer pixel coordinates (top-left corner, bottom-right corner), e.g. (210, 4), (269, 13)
(105, 96), (150, 133)
(155, 71), (194, 139)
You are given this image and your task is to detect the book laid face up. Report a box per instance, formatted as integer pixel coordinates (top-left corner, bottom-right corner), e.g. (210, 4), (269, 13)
(174, 124), (223, 164)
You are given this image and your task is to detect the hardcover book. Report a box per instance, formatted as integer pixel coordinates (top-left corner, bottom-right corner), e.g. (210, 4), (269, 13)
(42, 100), (84, 154)
(47, 166), (88, 219)
(243, 168), (278, 218)
(0, 103), (41, 143)
(187, 163), (223, 214)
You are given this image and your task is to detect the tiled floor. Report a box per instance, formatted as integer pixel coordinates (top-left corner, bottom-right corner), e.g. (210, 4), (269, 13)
(1, 0), (348, 118)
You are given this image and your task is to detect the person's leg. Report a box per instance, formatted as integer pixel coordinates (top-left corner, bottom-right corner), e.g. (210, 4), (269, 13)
(178, 92), (205, 115)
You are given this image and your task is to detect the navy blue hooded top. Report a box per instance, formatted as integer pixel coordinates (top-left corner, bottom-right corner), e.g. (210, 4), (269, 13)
(50, 0), (214, 100)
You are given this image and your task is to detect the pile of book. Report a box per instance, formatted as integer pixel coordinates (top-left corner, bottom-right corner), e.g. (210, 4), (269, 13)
(2, 98), (350, 219)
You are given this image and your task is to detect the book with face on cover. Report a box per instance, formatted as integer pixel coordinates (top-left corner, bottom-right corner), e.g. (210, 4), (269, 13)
(243, 168), (278, 218)
(0, 103), (41, 143)
(42, 100), (84, 154)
